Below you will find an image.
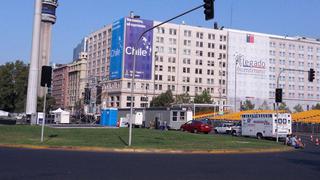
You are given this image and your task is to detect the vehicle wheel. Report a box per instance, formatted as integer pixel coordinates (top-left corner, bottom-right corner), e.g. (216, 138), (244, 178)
(231, 131), (236, 136)
(193, 129), (198, 134)
(214, 129), (218, 134)
(226, 130), (230, 134)
(257, 133), (263, 139)
(204, 132), (209, 134)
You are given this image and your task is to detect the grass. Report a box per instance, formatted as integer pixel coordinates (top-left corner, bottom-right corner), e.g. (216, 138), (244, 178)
(0, 125), (288, 151)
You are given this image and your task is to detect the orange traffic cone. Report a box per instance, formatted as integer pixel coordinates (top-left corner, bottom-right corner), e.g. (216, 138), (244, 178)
(310, 135), (313, 142)
(316, 138), (319, 146)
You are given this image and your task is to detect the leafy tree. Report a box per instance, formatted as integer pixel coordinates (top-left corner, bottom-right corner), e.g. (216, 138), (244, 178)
(278, 102), (290, 112)
(150, 90), (174, 107)
(37, 95), (56, 113)
(175, 93), (191, 104)
(240, 100), (255, 111)
(312, 103), (320, 110)
(193, 90), (212, 104)
(293, 104), (304, 112)
(0, 60), (28, 112)
(258, 100), (270, 110)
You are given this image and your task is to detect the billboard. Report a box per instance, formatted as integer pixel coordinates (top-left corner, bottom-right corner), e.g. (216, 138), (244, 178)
(227, 30), (270, 109)
(109, 18), (125, 80)
(123, 18), (153, 80)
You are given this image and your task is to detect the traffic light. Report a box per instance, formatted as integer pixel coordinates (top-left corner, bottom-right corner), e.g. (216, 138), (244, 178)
(275, 88), (282, 103)
(203, 0), (214, 21)
(308, 68), (315, 82)
(96, 85), (102, 105)
(84, 88), (91, 104)
(40, 66), (52, 87)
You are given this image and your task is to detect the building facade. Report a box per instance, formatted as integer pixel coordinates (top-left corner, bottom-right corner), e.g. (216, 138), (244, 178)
(227, 29), (320, 111)
(74, 16), (319, 112)
(83, 17), (228, 110)
(67, 52), (88, 112)
(52, 64), (69, 108)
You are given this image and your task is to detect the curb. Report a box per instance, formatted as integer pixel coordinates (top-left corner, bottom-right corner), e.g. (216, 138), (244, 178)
(0, 144), (294, 155)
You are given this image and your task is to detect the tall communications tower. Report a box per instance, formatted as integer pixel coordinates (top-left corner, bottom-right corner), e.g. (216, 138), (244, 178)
(26, 0), (58, 115)
(38, 0), (58, 97)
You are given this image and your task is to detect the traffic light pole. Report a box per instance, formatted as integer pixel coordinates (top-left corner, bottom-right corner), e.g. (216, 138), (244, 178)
(129, 3), (209, 147)
(275, 68), (309, 142)
(41, 84), (47, 142)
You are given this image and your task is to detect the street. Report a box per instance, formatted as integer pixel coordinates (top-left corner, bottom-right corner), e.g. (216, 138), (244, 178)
(0, 140), (319, 180)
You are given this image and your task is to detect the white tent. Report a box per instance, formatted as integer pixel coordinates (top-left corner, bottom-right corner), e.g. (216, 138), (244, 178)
(52, 108), (70, 124)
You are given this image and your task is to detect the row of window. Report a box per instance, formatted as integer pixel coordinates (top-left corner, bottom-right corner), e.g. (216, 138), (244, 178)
(270, 42), (320, 53)
(156, 27), (227, 42)
(269, 91), (320, 99)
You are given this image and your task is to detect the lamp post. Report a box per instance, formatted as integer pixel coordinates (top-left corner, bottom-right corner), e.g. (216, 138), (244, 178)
(275, 68), (310, 142)
(234, 54), (242, 112)
(153, 52), (158, 99)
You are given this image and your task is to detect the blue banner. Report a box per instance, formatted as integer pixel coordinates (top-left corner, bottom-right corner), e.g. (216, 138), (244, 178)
(109, 18), (125, 80)
(124, 18), (153, 80)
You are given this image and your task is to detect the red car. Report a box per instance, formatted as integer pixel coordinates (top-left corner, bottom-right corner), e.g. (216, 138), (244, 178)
(180, 120), (212, 134)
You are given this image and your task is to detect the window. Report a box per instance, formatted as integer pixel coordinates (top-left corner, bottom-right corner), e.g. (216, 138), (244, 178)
(169, 28), (177, 35)
(172, 111), (178, 121)
(196, 41), (203, 47)
(180, 112), (185, 121)
(196, 32), (203, 39)
(169, 38), (177, 45)
(183, 40), (191, 46)
(184, 30), (191, 37)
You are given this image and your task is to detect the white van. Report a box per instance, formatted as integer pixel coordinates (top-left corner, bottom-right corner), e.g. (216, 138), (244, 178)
(241, 113), (292, 139)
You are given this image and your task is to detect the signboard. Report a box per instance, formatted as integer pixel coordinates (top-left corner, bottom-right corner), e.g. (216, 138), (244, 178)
(123, 18), (153, 80)
(109, 18), (125, 80)
(227, 30), (270, 107)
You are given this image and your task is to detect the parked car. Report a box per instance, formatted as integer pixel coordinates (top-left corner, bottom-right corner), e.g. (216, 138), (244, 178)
(231, 122), (242, 136)
(214, 122), (235, 134)
(180, 120), (212, 134)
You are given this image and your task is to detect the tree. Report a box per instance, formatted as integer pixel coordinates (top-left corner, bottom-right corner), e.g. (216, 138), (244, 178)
(150, 90), (174, 107)
(293, 104), (304, 112)
(0, 60), (28, 112)
(240, 100), (255, 111)
(258, 100), (270, 110)
(278, 102), (290, 112)
(193, 90), (212, 104)
(37, 95), (56, 113)
(175, 93), (191, 104)
(312, 103), (320, 110)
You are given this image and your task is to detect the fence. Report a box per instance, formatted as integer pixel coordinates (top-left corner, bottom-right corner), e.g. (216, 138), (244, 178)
(292, 123), (320, 134)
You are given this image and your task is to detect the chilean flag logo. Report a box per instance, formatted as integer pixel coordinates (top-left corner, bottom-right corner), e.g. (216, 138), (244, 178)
(246, 34), (254, 43)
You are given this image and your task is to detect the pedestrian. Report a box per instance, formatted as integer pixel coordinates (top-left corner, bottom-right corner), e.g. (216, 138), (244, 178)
(291, 135), (297, 148)
(285, 135), (290, 146)
(296, 136), (305, 149)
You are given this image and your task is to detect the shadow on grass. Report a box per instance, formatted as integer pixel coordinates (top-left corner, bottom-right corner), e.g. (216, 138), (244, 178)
(118, 136), (128, 146)
(43, 134), (59, 143)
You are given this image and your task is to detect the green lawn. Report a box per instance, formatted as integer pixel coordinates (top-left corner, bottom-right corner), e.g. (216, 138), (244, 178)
(0, 125), (288, 151)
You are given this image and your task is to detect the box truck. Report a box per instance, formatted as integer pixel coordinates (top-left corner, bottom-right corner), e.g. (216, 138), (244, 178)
(241, 113), (292, 139)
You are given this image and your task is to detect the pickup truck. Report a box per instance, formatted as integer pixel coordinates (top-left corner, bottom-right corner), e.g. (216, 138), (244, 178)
(214, 123), (235, 134)
(231, 123), (242, 136)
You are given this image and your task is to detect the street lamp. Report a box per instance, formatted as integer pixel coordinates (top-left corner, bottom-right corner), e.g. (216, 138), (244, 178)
(234, 54), (242, 112)
(153, 51), (158, 99)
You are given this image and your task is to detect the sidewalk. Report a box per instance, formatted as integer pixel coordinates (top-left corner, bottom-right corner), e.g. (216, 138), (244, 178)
(0, 143), (293, 155)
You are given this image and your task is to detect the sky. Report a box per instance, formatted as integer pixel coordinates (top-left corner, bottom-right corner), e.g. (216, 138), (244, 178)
(1, 0), (320, 65)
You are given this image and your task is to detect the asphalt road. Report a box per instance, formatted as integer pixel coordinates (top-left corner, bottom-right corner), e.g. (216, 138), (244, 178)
(0, 136), (319, 180)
